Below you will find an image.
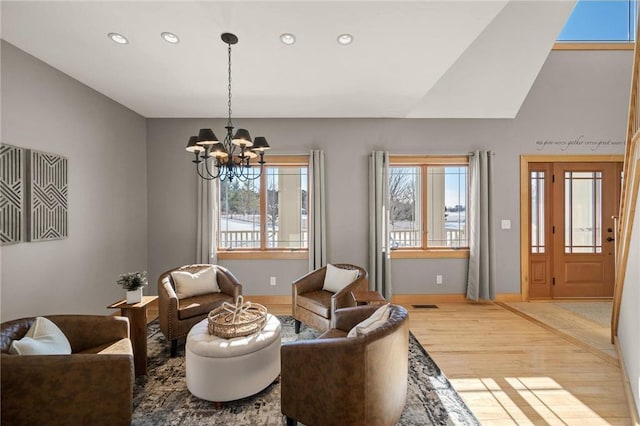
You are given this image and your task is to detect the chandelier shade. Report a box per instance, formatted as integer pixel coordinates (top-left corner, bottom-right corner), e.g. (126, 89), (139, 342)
(186, 136), (204, 153)
(186, 33), (271, 181)
(197, 128), (219, 145)
(232, 129), (253, 147)
(252, 137), (270, 152)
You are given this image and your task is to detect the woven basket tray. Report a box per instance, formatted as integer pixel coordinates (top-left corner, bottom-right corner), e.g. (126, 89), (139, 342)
(207, 298), (267, 339)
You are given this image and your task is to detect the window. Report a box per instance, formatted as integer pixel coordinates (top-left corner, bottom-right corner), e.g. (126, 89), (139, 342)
(218, 156), (308, 258)
(557, 0), (637, 43)
(389, 156), (469, 257)
(564, 171), (603, 254)
(530, 170), (546, 254)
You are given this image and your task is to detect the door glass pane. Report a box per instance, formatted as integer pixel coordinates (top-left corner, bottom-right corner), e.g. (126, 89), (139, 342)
(219, 169), (261, 249)
(530, 171), (545, 254)
(266, 166), (308, 249)
(389, 167), (420, 248)
(564, 171), (602, 254)
(428, 166), (468, 248)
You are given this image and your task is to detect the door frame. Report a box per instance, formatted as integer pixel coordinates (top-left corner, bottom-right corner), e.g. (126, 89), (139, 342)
(520, 155), (623, 301)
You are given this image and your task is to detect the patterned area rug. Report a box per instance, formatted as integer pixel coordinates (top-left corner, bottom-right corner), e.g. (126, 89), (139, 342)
(133, 316), (479, 426)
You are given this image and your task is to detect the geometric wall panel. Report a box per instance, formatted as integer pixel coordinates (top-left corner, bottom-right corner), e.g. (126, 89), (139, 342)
(27, 149), (68, 241)
(0, 144), (24, 244)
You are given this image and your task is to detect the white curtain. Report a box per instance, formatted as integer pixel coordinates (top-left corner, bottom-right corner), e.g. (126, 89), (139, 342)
(196, 178), (218, 264)
(308, 150), (327, 271)
(466, 150), (495, 301)
(369, 151), (392, 299)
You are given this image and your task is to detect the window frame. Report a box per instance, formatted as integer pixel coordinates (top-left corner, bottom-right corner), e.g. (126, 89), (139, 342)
(217, 155), (309, 260)
(389, 155), (470, 259)
(554, 0), (637, 47)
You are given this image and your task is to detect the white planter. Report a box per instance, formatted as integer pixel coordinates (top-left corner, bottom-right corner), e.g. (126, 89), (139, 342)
(126, 288), (143, 304)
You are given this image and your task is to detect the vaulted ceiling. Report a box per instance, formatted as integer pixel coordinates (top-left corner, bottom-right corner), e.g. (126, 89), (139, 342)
(1, 1), (575, 119)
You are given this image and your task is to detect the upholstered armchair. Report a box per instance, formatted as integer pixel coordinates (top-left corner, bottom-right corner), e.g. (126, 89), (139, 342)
(292, 263), (368, 333)
(158, 264), (242, 356)
(281, 304), (410, 426)
(1, 315), (134, 426)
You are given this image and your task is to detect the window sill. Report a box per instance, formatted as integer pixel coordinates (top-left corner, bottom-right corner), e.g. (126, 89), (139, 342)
(391, 249), (469, 259)
(553, 42), (634, 51)
(217, 250), (308, 260)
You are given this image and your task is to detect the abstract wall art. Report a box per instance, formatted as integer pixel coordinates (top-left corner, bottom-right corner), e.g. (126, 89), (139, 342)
(27, 149), (68, 241)
(0, 144), (24, 244)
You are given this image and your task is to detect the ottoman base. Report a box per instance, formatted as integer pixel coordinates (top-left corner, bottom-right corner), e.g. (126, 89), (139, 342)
(185, 315), (281, 402)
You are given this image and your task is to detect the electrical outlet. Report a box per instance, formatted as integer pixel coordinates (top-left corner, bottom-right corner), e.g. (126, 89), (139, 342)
(436, 275), (443, 285)
(270, 276), (277, 286)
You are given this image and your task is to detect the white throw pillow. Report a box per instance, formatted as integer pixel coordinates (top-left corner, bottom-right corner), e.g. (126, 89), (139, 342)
(9, 317), (72, 355)
(322, 264), (360, 293)
(347, 303), (391, 338)
(171, 266), (220, 299)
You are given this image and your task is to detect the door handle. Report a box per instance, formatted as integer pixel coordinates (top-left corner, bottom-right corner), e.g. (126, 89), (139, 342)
(607, 237), (615, 242)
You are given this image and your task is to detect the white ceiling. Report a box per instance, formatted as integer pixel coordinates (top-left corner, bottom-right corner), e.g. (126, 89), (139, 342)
(1, 1), (576, 119)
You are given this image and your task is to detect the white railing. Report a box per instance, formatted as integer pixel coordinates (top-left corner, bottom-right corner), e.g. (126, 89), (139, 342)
(219, 230), (308, 248)
(390, 230), (421, 247)
(220, 230), (260, 248)
(390, 229), (467, 248)
(219, 229), (464, 248)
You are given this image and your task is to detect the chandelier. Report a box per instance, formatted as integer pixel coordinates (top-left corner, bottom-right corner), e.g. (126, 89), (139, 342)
(185, 32), (270, 181)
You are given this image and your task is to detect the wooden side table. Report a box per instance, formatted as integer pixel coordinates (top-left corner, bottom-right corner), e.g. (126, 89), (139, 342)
(108, 295), (158, 377)
(351, 290), (387, 306)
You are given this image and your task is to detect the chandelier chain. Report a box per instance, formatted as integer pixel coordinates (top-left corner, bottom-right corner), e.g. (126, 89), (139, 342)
(227, 42), (233, 128)
(187, 33), (269, 182)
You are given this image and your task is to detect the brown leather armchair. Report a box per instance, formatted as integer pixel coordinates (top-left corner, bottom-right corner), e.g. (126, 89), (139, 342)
(292, 264), (368, 333)
(281, 304), (410, 426)
(158, 264), (242, 356)
(1, 315), (134, 426)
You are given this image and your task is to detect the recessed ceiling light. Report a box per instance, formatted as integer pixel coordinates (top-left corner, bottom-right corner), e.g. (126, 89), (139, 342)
(280, 33), (296, 45)
(337, 33), (353, 46)
(161, 32), (180, 44)
(108, 32), (129, 45)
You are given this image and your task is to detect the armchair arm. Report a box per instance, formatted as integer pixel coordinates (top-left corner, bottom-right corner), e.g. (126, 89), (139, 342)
(216, 266), (243, 300)
(331, 276), (369, 323)
(158, 276), (179, 340)
(291, 267), (326, 296)
(332, 305), (380, 332)
(48, 315), (130, 353)
(1, 353), (133, 426)
(281, 338), (366, 425)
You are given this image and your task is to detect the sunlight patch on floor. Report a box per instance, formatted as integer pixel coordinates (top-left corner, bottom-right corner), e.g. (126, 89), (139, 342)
(451, 376), (608, 425)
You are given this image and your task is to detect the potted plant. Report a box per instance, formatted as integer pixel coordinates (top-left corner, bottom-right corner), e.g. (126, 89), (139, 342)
(117, 271), (148, 304)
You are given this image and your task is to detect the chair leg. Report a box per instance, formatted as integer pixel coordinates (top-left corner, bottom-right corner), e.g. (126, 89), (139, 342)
(170, 339), (178, 357)
(286, 416), (297, 426)
(294, 320), (301, 334)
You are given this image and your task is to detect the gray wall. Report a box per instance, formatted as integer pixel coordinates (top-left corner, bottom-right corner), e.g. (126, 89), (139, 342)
(147, 50), (631, 296)
(1, 42), (148, 321)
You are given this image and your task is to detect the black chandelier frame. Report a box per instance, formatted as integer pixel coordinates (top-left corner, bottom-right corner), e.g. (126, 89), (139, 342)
(186, 32), (270, 182)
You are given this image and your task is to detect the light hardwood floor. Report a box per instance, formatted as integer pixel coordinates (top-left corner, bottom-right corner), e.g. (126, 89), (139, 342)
(145, 300), (633, 425)
(501, 301), (616, 361)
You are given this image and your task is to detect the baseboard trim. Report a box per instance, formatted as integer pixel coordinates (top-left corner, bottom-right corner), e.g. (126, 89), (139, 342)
(245, 295), (292, 304)
(391, 294), (468, 304)
(495, 293), (525, 302)
(245, 293), (523, 305)
(392, 293), (523, 304)
(615, 336), (640, 425)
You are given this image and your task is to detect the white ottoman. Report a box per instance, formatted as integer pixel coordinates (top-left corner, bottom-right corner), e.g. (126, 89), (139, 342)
(185, 313), (281, 402)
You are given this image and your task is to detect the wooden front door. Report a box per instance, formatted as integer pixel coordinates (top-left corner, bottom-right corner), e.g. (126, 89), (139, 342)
(528, 162), (621, 299)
